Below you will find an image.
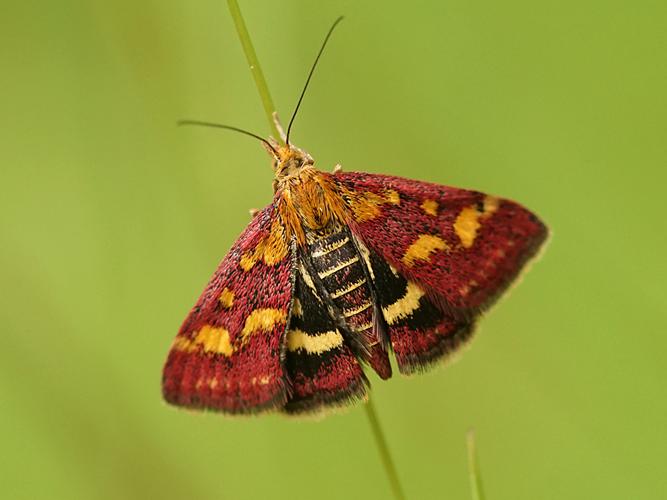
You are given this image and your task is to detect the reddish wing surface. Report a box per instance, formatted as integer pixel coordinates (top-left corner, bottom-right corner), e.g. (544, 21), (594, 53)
(329, 171), (547, 374)
(334, 172), (548, 319)
(359, 240), (476, 374)
(162, 201), (294, 414)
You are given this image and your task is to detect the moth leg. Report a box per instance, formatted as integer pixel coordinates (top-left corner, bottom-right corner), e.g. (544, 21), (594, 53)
(249, 208), (259, 218)
(332, 164), (343, 174)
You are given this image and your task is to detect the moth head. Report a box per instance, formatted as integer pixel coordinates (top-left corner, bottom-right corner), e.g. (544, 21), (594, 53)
(266, 140), (314, 182)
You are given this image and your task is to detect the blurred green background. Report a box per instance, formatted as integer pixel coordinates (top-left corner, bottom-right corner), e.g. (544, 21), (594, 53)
(2, 1), (666, 499)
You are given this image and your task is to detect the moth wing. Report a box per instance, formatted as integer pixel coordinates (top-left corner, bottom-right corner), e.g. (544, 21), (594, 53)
(162, 201), (294, 414)
(334, 172), (548, 319)
(355, 236), (474, 374)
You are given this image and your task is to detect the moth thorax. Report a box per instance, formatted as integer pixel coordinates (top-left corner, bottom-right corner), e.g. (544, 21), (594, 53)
(286, 170), (342, 233)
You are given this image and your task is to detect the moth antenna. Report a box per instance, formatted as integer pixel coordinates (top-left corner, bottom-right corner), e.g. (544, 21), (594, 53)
(285, 16), (344, 145)
(177, 119), (279, 158)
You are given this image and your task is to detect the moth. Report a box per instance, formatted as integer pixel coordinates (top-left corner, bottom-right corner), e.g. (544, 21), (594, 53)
(162, 20), (548, 416)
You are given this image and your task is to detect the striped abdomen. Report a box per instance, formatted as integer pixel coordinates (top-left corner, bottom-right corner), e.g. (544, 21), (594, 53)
(305, 228), (391, 379)
(309, 230), (374, 339)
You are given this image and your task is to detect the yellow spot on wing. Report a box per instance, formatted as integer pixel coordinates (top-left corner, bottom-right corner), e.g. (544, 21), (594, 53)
(263, 219), (289, 265)
(287, 329), (344, 354)
(291, 298), (303, 317)
(454, 206), (481, 248)
(421, 199), (438, 216)
(218, 288), (235, 309)
(385, 189), (401, 205)
(239, 218), (289, 271)
(194, 326), (234, 355)
(484, 196), (499, 214)
(250, 375), (272, 386)
(241, 308), (287, 339)
(239, 253), (256, 272)
(171, 336), (196, 353)
(346, 189), (401, 222)
(172, 326), (234, 356)
(382, 281), (425, 325)
(402, 234), (449, 267)
(299, 263), (321, 299)
(453, 196), (499, 248)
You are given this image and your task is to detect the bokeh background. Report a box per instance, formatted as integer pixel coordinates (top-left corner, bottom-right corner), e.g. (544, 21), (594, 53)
(2, 1), (666, 499)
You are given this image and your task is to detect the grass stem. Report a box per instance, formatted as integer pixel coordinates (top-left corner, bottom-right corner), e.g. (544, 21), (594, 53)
(364, 399), (407, 500)
(226, 0), (283, 143)
(467, 429), (486, 500)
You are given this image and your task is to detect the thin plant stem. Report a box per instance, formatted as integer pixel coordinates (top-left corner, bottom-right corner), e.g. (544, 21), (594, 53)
(224, 4), (406, 499)
(466, 430), (486, 500)
(226, 0), (283, 143)
(364, 399), (407, 500)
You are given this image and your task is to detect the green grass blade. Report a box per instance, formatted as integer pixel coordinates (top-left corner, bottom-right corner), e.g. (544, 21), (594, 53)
(467, 430), (486, 500)
(226, 0), (283, 142)
(364, 399), (408, 500)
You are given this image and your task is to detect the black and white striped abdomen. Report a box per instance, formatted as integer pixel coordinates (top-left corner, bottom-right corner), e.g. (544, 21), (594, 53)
(308, 230), (375, 340)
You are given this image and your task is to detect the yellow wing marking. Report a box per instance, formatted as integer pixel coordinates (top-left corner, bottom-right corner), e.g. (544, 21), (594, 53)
(453, 206), (481, 249)
(291, 298), (303, 317)
(345, 189), (401, 223)
(483, 196), (500, 214)
(385, 189), (401, 205)
(287, 329), (344, 354)
(402, 234), (449, 267)
(218, 288), (235, 309)
(171, 336), (195, 352)
(299, 263), (321, 300)
(172, 325), (234, 356)
(420, 199), (439, 216)
(173, 308), (287, 356)
(453, 196), (500, 248)
(239, 218), (289, 271)
(382, 281), (425, 325)
(241, 308), (287, 340)
(199, 374), (271, 391)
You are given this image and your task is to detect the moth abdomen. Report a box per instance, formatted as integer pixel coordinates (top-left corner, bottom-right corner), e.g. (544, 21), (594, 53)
(306, 227), (392, 379)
